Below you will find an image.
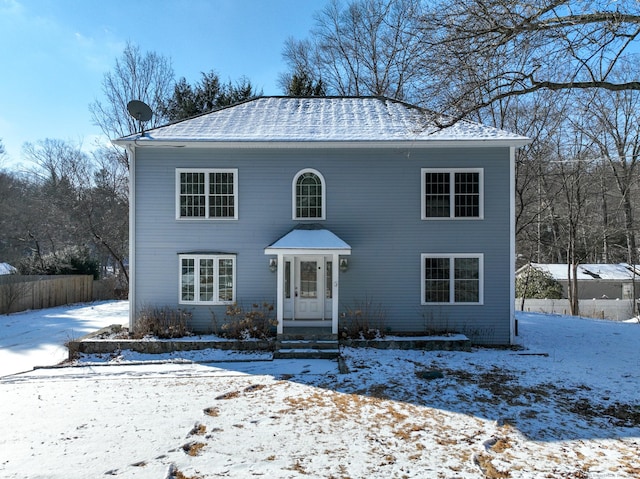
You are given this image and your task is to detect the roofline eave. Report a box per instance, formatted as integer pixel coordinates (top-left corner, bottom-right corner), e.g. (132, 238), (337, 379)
(264, 248), (352, 256)
(112, 138), (532, 149)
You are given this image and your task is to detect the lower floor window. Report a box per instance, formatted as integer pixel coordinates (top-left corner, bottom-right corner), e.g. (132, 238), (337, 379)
(179, 254), (235, 304)
(421, 254), (483, 304)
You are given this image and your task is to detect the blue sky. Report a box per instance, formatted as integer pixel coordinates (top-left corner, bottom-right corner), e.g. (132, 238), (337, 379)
(0, 0), (327, 166)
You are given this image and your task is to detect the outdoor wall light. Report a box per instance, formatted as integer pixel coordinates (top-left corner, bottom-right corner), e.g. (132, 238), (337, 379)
(339, 258), (349, 272)
(269, 258), (278, 272)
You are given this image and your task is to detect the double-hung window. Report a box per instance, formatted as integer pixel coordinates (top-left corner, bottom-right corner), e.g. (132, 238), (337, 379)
(421, 254), (483, 304)
(179, 254), (235, 304)
(177, 168), (238, 219)
(422, 168), (483, 219)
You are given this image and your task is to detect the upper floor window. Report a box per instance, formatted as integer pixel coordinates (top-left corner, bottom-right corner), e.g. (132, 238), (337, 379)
(421, 253), (483, 304)
(293, 169), (325, 220)
(422, 168), (483, 219)
(176, 168), (237, 220)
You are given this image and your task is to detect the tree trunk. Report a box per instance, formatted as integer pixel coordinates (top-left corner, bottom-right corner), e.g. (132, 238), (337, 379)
(568, 260), (580, 317)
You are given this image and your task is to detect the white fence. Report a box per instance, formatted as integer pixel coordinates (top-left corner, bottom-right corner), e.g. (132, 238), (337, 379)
(516, 298), (637, 321)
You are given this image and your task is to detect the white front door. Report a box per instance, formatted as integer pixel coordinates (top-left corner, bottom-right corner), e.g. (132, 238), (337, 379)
(294, 256), (324, 319)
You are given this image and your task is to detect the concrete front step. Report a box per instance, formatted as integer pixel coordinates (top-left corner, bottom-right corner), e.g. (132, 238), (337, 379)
(274, 348), (341, 359)
(274, 339), (340, 359)
(278, 339), (338, 349)
(279, 327), (336, 341)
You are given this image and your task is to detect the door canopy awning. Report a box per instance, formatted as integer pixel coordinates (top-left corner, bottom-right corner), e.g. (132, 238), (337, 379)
(265, 224), (351, 256)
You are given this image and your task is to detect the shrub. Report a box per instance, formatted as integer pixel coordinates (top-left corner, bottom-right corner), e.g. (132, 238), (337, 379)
(133, 306), (192, 339)
(18, 246), (100, 279)
(421, 309), (458, 336)
(516, 266), (563, 299)
(340, 298), (386, 340)
(213, 302), (277, 340)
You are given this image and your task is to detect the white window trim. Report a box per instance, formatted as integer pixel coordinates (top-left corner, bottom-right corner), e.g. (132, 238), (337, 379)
(292, 168), (326, 220)
(421, 253), (484, 305)
(421, 168), (484, 220)
(179, 254), (236, 305)
(176, 168), (238, 220)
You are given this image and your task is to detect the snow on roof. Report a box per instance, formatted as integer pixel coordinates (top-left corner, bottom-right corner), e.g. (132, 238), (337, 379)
(115, 97), (530, 145)
(0, 262), (17, 275)
(528, 263), (640, 281)
(265, 224), (351, 253)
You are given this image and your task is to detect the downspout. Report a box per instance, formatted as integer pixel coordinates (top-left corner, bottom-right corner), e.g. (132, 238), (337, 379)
(127, 144), (136, 331)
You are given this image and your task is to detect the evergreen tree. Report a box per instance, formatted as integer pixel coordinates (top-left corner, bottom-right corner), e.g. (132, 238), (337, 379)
(284, 70), (326, 96)
(162, 72), (261, 121)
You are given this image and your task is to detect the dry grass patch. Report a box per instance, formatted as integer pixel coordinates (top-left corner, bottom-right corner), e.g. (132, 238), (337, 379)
(174, 471), (201, 479)
(436, 436), (458, 446)
(203, 406), (219, 417)
(213, 383), (269, 401)
(490, 437), (512, 454)
(215, 390), (241, 400)
(625, 465), (640, 476)
(182, 441), (206, 456)
(474, 452), (511, 478)
(282, 389), (421, 436)
(375, 403), (408, 423)
(243, 383), (267, 393)
(393, 422), (426, 441)
(568, 399), (640, 426)
(381, 454), (396, 465)
(289, 459), (308, 474)
(188, 422), (206, 436)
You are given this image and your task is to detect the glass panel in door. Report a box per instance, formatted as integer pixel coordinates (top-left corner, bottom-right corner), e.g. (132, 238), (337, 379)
(300, 261), (318, 298)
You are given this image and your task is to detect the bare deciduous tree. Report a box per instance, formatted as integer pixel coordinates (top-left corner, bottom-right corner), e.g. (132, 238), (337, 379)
(574, 83), (640, 266)
(0, 139), (6, 167)
(281, 0), (427, 100)
(420, 0), (640, 118)
(89, 42), (174, 168)
(83, 146), (130, 285)
(23, 139), (91, 188)
(21, 140), (90, 265)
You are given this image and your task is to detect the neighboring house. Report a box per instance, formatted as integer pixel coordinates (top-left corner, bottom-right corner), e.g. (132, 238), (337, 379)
(516, 263), (640, 300)
(114, 96), (530, 345)
(0, 263), (17, 275)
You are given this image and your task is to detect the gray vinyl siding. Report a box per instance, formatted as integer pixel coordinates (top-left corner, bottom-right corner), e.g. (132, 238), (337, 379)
(133, 145), (513, 344)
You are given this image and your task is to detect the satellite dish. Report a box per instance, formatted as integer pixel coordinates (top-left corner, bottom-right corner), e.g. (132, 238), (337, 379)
(127, 100), (153, 122)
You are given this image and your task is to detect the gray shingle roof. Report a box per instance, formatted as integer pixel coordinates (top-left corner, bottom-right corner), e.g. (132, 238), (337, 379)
(115, 96), (530, 145)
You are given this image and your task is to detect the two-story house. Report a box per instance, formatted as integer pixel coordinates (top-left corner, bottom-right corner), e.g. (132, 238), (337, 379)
(114, 96), (530, 345)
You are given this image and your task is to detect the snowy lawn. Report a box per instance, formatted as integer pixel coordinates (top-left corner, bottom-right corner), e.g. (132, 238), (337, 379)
(0, 301), (128, 377)
(0, 302), (639, 478)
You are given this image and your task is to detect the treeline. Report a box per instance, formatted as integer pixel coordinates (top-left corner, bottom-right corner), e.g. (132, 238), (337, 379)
(0, 141), (128, 285)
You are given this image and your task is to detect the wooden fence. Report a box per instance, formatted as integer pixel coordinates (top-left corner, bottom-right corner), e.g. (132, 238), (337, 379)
(0, 275), (93, 314)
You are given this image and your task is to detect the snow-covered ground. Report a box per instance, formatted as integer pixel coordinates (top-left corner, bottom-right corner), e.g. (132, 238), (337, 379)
(0, 300), (129, 377)
(1, 302), (639, 478)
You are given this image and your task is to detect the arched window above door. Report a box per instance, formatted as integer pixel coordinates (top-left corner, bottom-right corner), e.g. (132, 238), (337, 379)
(293, 169), (325, 220)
